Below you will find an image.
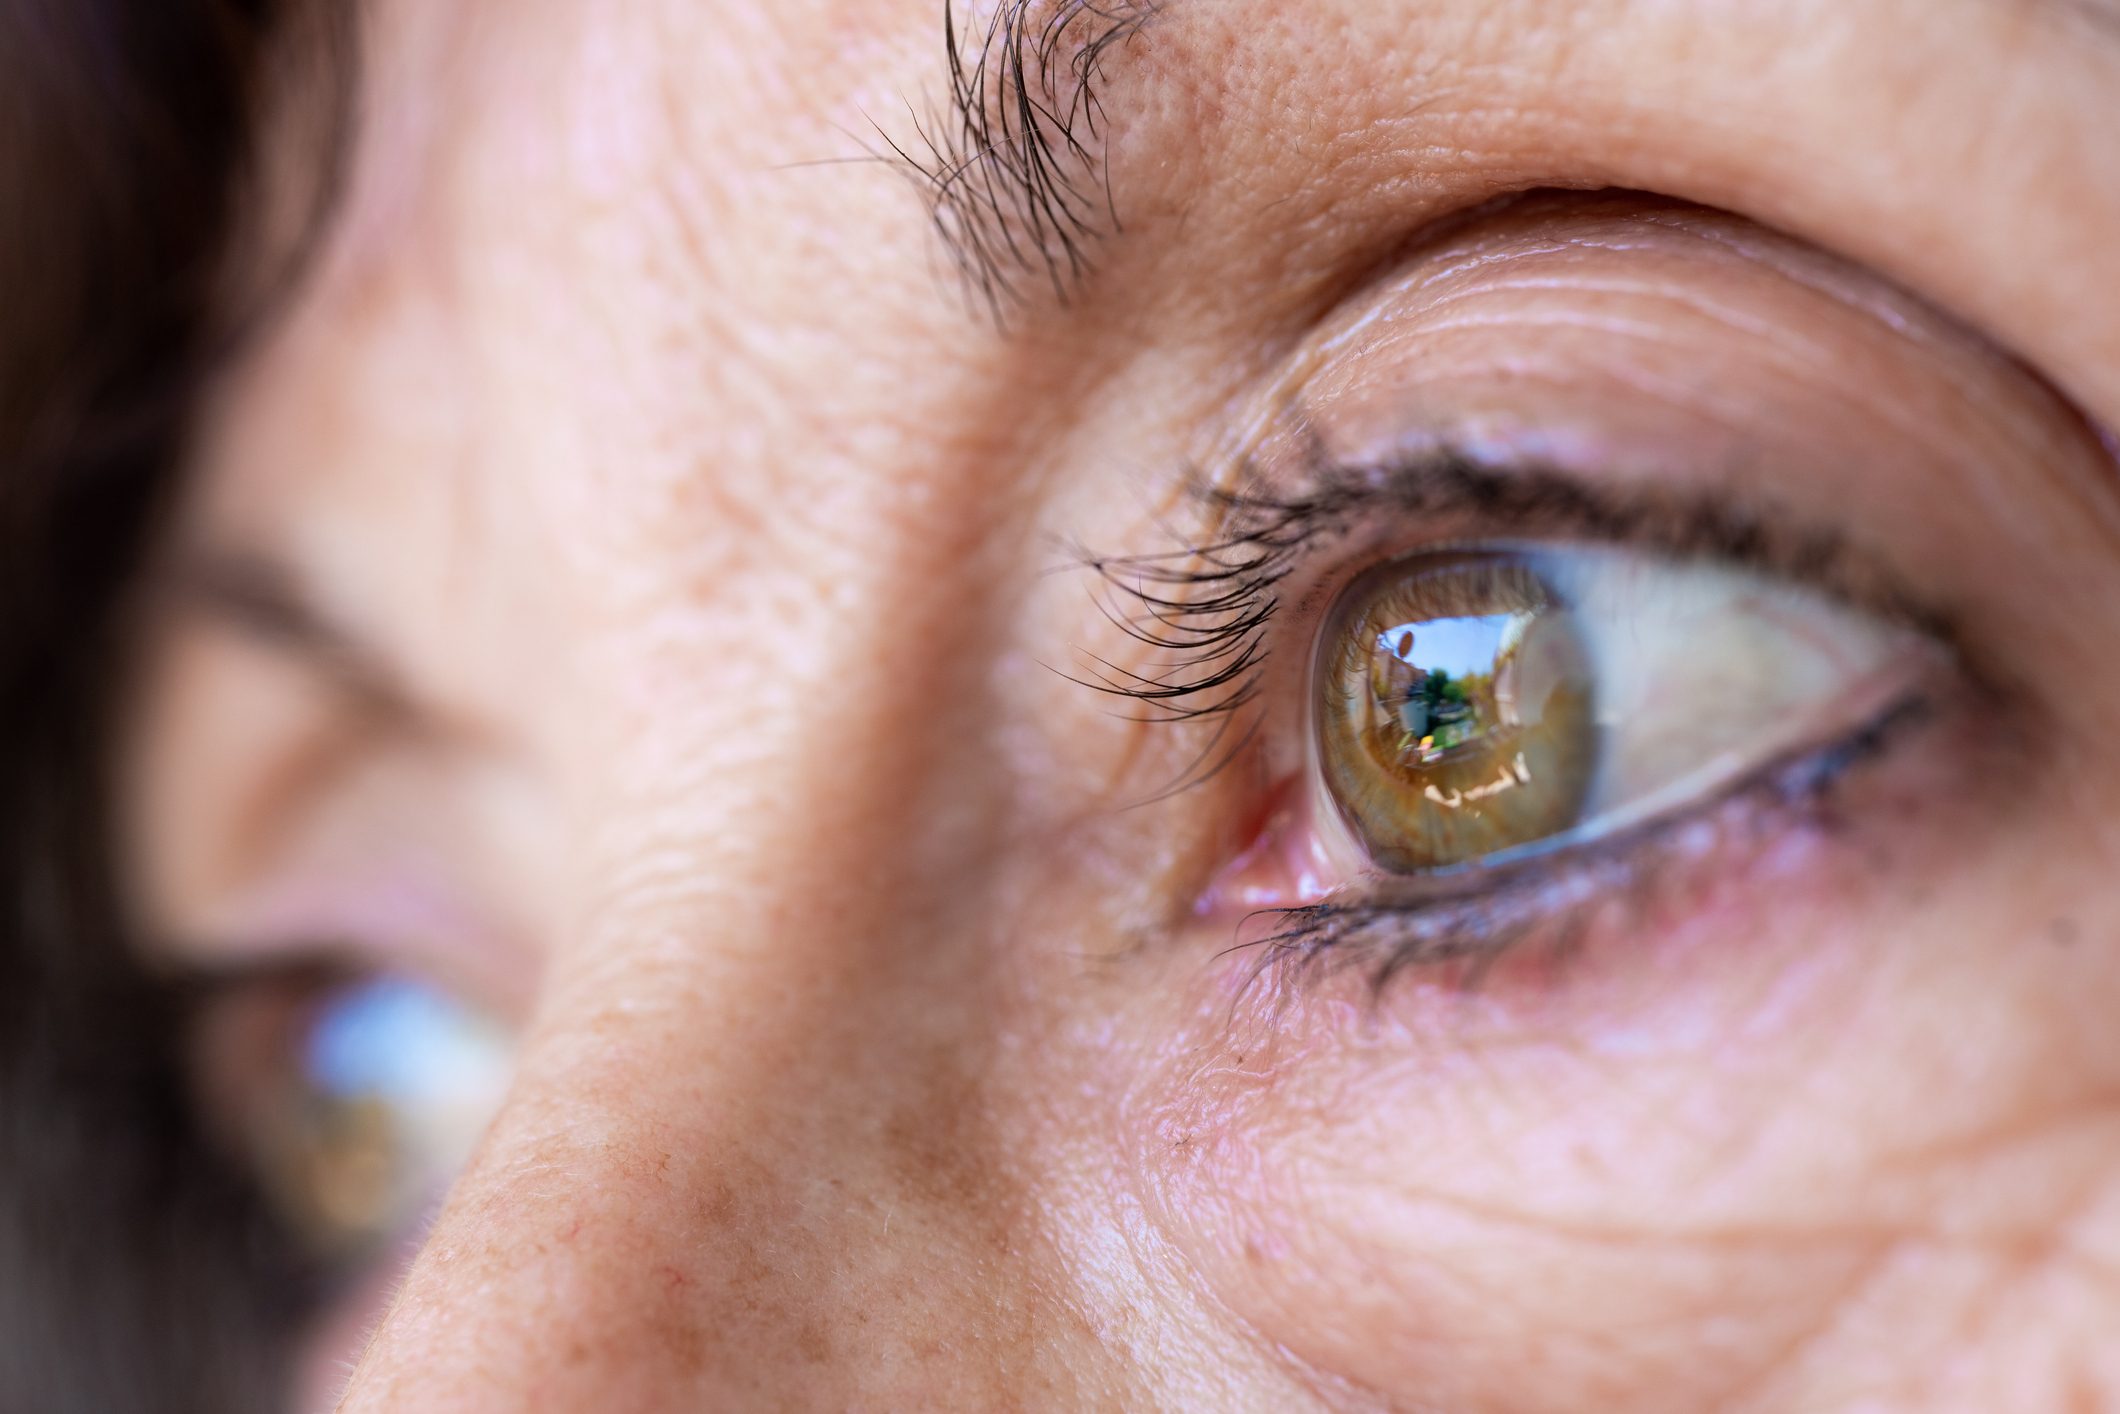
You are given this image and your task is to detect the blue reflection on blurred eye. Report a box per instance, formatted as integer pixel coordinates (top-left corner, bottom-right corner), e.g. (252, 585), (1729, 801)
(278, 975), (514, 1252)
(306, 975), (505, 1105)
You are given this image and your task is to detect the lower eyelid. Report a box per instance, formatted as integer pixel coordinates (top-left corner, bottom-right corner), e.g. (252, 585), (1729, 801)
(1217, 673), (1983, 1004)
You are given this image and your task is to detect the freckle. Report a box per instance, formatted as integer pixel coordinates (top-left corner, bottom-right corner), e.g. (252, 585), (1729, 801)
(1244, 1231), (1288, 1263)
(2049, 917), (2082, 947)
(697, 1180), (737, 1226)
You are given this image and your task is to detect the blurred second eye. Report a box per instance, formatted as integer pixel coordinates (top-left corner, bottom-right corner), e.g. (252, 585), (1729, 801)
(1314, 544), (1938, 876)
(197, 972), (515, 1265)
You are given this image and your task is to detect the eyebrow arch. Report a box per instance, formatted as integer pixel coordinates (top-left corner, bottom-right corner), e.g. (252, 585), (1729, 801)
(172, 550), (411, 716)
(906, 0), (1165, 319)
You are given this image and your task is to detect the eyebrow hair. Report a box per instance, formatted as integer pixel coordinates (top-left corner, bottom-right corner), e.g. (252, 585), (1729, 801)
(903, 0), (1164, 320)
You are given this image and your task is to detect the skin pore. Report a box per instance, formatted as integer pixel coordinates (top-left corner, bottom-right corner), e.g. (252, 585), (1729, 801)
(124, 0), (2120, 1409)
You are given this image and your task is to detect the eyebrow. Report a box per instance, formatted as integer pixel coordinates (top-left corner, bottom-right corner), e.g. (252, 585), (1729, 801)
(175, 549), (412, 715)
(906, 0), (1164, 319)
(917, 0), (2120, 321)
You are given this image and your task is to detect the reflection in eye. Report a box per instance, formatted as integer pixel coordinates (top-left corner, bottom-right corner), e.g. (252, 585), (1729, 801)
(251, 976), (513, 1261)
(1316, 546), (1934, 874)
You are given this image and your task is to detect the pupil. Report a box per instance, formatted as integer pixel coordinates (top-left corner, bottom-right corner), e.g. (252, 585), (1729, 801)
(1320, 554), (1599, 872)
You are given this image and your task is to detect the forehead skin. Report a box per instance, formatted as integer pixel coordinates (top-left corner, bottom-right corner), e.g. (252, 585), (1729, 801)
(165, 0), (2120, 1408)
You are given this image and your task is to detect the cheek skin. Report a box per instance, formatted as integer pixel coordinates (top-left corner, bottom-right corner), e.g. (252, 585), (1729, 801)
(1124, 739), (2120, 1410)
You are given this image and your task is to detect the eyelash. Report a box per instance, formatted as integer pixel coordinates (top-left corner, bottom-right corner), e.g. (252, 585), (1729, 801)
(1075, 446), (1935, 722)
(1073, 445), (1961, 989)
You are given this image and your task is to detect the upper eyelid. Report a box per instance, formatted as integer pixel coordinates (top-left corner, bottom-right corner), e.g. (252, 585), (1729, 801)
(164, 550), (423, 726)
(1070, 180), (2102, 744)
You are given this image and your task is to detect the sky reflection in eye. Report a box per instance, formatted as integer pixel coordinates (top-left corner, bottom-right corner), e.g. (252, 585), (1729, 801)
(1374, 615), (1516, 682)
(306, 976), (510, 1109)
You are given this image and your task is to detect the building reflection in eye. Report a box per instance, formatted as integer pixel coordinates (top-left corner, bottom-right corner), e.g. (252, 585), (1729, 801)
(1365, 612), (1529, 770)
(1326, 553), (1599, 871)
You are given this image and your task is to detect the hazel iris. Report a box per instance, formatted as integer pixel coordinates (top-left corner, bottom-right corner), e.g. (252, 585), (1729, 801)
(1318, 552), (1598, 872)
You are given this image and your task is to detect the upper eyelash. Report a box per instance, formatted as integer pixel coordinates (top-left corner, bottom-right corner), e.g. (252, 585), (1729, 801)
(1067, 481), (1343, 725)
(1067, 446), (1938, 750)
(1058, 470), (1370, 800)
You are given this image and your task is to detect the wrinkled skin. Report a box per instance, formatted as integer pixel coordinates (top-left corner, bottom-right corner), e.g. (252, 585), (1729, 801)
(127, 0), (2120, 1409)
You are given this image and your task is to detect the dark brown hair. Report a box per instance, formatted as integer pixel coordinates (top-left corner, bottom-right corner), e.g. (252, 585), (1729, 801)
(0, 4), (349, 1408)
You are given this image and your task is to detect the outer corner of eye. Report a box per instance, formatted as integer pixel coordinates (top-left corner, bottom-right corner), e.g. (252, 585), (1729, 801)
(1304, 542), (1942, 881)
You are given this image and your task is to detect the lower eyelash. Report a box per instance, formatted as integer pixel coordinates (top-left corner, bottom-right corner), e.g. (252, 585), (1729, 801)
(1227, 690), (1937, 1002)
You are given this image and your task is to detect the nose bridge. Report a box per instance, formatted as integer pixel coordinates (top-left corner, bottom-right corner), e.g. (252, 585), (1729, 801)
(229, 0), (1091, 1400)
(337, 478), (1062, 1410)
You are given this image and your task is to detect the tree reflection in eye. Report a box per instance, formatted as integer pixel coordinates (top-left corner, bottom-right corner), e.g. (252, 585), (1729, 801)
(1369, 616), (1539, 759)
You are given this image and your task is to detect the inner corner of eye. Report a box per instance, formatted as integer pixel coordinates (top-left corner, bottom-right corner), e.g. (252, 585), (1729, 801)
(1192, 771), (1349, 919)
(1306, 543), (1935, 880)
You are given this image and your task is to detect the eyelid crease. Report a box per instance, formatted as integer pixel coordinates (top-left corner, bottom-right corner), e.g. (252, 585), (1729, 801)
(165, 550), (414, 722)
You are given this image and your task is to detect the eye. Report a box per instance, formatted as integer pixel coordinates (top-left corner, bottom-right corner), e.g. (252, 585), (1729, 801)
(1314, 544), (1939, 875)
(196, 972), (513, 1264)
